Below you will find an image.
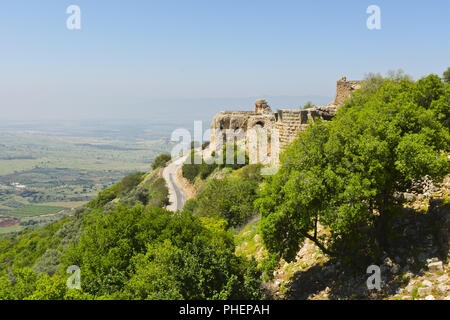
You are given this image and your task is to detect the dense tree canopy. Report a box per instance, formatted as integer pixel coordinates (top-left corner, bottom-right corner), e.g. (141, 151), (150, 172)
(151, 153), (172, 170)
(0, 169), (262, 300)
(257, 74), (450, 262)
(444, 67), (450, 83)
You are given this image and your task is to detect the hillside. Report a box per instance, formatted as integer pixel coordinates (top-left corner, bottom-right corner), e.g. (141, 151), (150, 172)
(0, 71), (449, 300)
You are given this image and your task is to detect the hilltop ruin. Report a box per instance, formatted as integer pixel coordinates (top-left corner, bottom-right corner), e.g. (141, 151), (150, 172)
(210, 77), (363, 162)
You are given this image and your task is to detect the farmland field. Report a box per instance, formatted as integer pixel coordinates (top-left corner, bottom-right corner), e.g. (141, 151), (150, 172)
(8, 205), (67, 217)
(0, 119), (180, 235)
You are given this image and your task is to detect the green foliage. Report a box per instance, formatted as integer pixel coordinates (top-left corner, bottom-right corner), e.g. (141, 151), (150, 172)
(6, 268), (38, 299)
(199, 162), (217, 180)
(218, 143), (249, 170)
(0, 146), (263, 301)
(257, 74), (450, 262)
(32, 249), (62, 276)
(182, 149), (218, 182)
(302, 101), (314, 109)
(0, 218), (71, 273)
(147, 178), (169, 208)
(151, 153), (171, 170)
(260, 253), (279, 282)
(182, 149), (202, 183)
(443, 67), (450, 83)
(58, 205), (261, 299)
(193, 176), (259, 227)
(87, 184), (119, 209)
(118, 172), (145, 196)
(430, 85), (450, 128)
(25, 273), (67, 300)
(87, 172), (146, 209)
(414, 74), (445, 109)
(236, 164), (263, 182)
(182, 164), (200, 183)
(182, 199), (198, 214)
(118, 176), (168, 209)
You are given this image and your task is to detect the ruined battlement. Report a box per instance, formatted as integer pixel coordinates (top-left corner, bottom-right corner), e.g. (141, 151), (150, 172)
(334, 77), (363, 105)
(210, 77), (363, 161)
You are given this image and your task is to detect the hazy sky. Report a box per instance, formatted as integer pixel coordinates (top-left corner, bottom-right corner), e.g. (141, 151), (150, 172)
(0, 0), (449, 122)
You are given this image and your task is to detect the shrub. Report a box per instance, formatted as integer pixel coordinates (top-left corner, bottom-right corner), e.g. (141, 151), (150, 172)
(182, 164), (200, 183)
(118, 172), (145, 195)
(182, 149), (217, 182)
(151, 153), (171, 170)
(199, 162), (217, 180)
(194, 177), (259, 227)
(237, 164), (263, 182)
(32, 249), (62, 276)
(147, 178), (169, 208)
(87, 184), (119, 209)
(443, 67), (450, 83)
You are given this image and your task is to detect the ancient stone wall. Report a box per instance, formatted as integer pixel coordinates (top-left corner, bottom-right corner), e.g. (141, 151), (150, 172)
(210, 77), (363, 162)
(275, 110), (304, 148)
(334, 77), (363, 105)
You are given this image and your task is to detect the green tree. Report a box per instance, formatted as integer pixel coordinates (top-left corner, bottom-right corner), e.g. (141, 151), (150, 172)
(182, 149), (202, 183)
(443, 67), (450, 83)
(302, 101), (314, 109)
(8, 268), (38, 299)
(257, 75), (450, 262)
(26, 273), (67, 300)
(118, 172), (145, 195)
(151, 153), (172, 170)
(59, 205), (262, 299)
(194, 176), (259, 227)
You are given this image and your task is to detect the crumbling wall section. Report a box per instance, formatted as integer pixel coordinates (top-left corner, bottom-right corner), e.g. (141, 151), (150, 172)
(334, 77), (363, 105)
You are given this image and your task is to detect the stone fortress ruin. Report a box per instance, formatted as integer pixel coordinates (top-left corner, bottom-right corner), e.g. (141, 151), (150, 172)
(210, 77), (363, 164)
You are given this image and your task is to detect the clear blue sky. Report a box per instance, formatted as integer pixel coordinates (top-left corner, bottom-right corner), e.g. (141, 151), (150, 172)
(0, 0), (449, 121)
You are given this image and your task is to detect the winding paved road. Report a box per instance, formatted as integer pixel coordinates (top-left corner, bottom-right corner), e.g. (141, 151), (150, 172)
(162, 154), (188, 211)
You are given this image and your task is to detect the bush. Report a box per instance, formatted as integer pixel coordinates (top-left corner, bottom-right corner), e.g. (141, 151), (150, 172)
(182, 164), (200, 183)
(182, 199), (198, 214)
(194, 177), (259, 227)
(147, 178), (169, 208)
(59, 206), (262, 299)
(87, 184), (119, 209)
(236, 164), (263, 182)
(444, 67), (450, 83)
(218, 143), (249, 170)
(182, 149), (217, 182)
(32, 249), (62, 276)
(302, 101), (314, 109)
(118, 172), (145, 195)
(151, 153), (171, 170)
(199, 162), (217, 180)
